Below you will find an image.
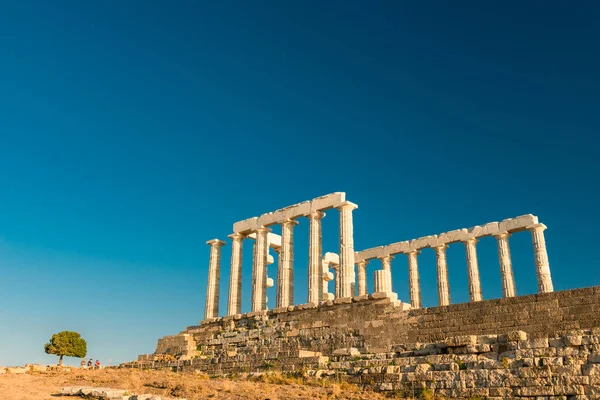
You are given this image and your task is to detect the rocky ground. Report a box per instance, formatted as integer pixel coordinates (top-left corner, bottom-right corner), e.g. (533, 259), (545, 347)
(0, 367), (395, 400)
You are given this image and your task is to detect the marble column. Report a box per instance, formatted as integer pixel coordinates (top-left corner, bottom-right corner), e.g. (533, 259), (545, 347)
(529, 223), (554, 293)
(251, 226), (271, 312)
(356, 261), (367, 296)
(227, 233), (245, 316)
(204, 239), (226, 320)
(494, 232), (516, 298)
(373, 270), (392, 293)
(277, 219), (298, 308)
(463, 238), (482, 302)
(434, 244), (451, 306)
(406, 250), (421, 309)
(274, 247), (283, 307)
(378, 255), (394, 292)
(337, 201), (358, 298)
(308, 210), (325, 303)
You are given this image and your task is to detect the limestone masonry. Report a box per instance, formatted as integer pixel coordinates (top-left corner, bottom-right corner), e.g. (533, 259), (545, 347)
(132, 192), (600, 398)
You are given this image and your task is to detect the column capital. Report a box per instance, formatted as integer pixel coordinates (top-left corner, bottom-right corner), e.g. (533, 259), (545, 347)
(378, 255), (394, 262)
(462, 237), (479, 245)
(206, 238), (226, 247)
(356, 260), (369, 267)
(336, 201), (358, 211)
(527, 223), (547, 232)
(433, 244), (448, 252)
(406, 249), (421, 256)
(493, 231), (511, 240)
(308, 210), (326, 220)
(228, 232), (246, 241)
(256, 226), (272, 234)
(281, 218), (299, 226)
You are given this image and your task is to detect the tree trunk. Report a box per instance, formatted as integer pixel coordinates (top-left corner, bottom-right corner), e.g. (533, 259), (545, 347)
(59, 354), (63, 366)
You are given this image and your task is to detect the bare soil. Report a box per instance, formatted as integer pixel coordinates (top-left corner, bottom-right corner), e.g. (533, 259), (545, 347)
(0, 368), (393, 400)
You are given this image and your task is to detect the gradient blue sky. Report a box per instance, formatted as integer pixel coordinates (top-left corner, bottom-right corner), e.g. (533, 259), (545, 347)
(1, 1), (599, 366)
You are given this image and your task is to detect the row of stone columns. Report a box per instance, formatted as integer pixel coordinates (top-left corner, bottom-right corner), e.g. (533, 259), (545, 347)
(203, 201), (358, 320)
(361, 223), (553, 310)
(205, 213), (552, 318)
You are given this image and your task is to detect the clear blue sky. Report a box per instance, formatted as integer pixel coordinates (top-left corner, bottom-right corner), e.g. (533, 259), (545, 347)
(1, 1), (599, 367)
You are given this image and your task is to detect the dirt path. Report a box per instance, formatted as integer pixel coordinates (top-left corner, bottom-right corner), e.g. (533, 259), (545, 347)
(0, 369), (393, 400)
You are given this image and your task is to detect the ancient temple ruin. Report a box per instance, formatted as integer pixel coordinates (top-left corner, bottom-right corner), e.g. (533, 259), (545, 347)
(133, 192), (600, 398)
(202, 191), (554, 321)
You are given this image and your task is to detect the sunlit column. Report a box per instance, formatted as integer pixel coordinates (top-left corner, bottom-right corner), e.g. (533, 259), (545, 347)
(406, 250), (421, 309)
(308, 211), (325, 303)
(529, 223), (554, 293)
(373, 270), (392, 293)
(356, 261), (368, 296)
(463, 238), (482, 302)
(277, 218), (298, 307)
(204, 239), (226, 320)
(378, 255), (394, 292)
(337, 202), (358, 297)
(434, 244), (450, 306)
(251, 226), (271, 312)
(493, 232), (516, 298)
(227, 233), (245, 315)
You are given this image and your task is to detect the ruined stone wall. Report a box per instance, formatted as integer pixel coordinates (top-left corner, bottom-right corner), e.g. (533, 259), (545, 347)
(187, 286), (600, 353)
(135, 286), (600, 398)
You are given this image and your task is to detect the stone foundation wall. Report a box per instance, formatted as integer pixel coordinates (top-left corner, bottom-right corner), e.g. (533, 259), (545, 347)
(134, 286), (600, 398)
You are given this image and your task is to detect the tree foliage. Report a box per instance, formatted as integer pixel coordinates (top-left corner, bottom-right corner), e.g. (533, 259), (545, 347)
(44, 331), (87, 365)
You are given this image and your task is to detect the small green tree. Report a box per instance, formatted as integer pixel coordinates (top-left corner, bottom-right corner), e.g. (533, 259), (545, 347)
(44, 331), (87, 366)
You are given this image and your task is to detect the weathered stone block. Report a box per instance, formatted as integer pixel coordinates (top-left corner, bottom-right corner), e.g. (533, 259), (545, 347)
(297, 302), (318, 310)
(333, 348), (360, 357)
(555, 384), (586, 395)
(506, 330), (528, 341)
(444, 335), (477, 347)
(498, 214), (538, 233)
(437, 229), (468, 244)
(298, 350), (322, 358)
(410, 235), (438, 250)
(233, 217), (259, 233)
(566, 334), (583, 346)
(311, 192), (346, 211)
(352, 294), (370, 302)
(383, 241), (410, 255)
(519, 338), (549, 349)
(466, 221), (500, 238)
(583, 364), (600, 376)
(256, 210), (284, 227)
(355, 246), (385, 262)
(333, 297), (352, 304)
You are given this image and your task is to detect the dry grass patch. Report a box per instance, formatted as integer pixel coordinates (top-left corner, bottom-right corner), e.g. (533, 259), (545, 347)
(0, 368), (391, 400)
